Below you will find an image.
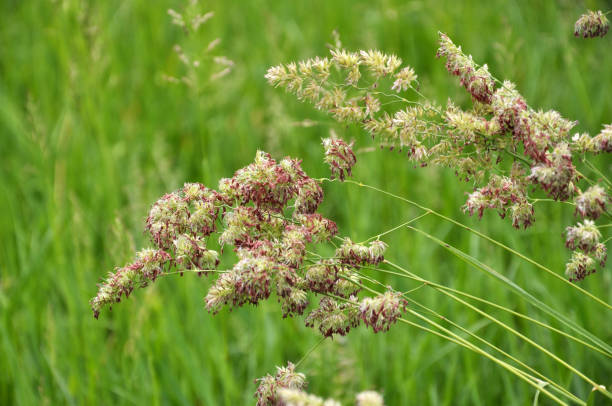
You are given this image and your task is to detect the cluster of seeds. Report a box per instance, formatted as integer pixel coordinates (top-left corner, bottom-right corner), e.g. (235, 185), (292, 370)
(92, 150), (406, 340)
(255, 362), (306, 406)
(255, 362), (385, 406)
(574, 10), (610, 38)
(463, 168), (534, 229)
(266, 32), (610, 281)
(322, 136), (357, 181)
(564, 220), (608, 281)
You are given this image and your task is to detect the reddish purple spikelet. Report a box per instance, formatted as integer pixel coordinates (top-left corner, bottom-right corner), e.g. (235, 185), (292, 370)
(437, 32), (495, 104)
(305, 296), (361, 337)
(464, 174), (534, 229)
(90, 249), (171, 318)
(528, 143), (577, 201)
(322, 137), (357, 181)
(574, 185), (609, 220)
(593, 124), (612, 153)
(336, 239), (388, 267)
(565, 251), (597, 282)
(574, 10), (609, 38)
(359, 290), (407, 333)
(255, 362), (306, 406)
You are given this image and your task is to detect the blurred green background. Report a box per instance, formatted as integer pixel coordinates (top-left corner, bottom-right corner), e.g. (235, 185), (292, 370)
(1, 0), (611, 404)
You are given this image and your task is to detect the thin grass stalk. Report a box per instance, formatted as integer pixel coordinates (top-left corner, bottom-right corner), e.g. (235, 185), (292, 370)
(387, 226), (612, 356)
(393, 229), (612, 400)
(353, 273), (585, 404)
(359, 264), (610, 359)
(398, 313), (569, 406)
(327, 178), (612, 311)
(321, 292), (568, 405)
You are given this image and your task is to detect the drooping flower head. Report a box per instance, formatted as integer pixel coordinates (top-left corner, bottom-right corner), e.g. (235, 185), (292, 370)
(574, 10), (610, 38)
(219, 151), (305, 211)
(336, 239), (388, 267)
(90, 249), (171, 318)
(391, 66), (418, 93)
(565, 220), (602, 252)
(359, 290), (407, 333)
(528, 143), (577, 201)
(463, 174), (534, 229)
(565, 251), (597, 282)
(305, 296), (361, 337)
(593, 124), (612, 153)
(322, 137), (357, 181)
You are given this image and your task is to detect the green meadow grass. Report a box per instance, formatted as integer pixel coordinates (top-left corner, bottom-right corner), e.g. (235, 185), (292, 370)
(1, 0), (610, 404)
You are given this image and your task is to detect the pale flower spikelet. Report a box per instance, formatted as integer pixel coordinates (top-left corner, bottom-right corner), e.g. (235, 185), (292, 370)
(359, 290), (407, 333)
(356, 391), (385, 406)
(574, 185), (609, 220)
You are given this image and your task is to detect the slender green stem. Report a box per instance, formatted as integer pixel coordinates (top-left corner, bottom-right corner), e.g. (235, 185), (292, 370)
(354, 273), (584, 404)
(326, 177), (612, 311)
(321, 290), (568, 405)
(529, 198), (575, 207)
(294, 337), (327, 368)
(360, 211), (430, 244)
(504, 148), (532, 166)
(582, 158), (612, 187)
(385, 227), (612, 355)
(360, 264), (610, 359)
(386, 248), (612, 400)
(399, 312), (569, 406)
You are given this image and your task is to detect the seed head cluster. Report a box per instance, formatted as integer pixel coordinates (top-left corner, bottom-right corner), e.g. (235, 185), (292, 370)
(267, 32), (610, 281)
(359, 291), (407, 333)
(564, 219), (607, 282)
(92, 151), (406, 338)
(256, 363), (385, 406)
(255, 362), (306, 406)
(574, 10), (610, 38)
(322, 137), (357, 181)
(463, 170), (534, 229)
(90, 249), (171, 319)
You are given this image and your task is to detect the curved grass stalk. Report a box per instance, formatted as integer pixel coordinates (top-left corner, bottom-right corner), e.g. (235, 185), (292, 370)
(294, 337), (327, 368)
(389, 229), (612, 400)
(359, 264), (610, 359)
(384, 228), (612, 357)
(353, 273), (585, 404)
(581, 158), (612, 187)
(323, 178), (612, 311)
(322, 291), (568, 405)
(360, 212), (431, 244)
(398, 313), (569, 406)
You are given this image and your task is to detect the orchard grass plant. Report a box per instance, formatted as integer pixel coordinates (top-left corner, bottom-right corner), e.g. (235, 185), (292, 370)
(90, 9), (612, 406)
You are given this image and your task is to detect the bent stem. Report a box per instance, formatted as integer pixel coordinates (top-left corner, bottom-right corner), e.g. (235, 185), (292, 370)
(387, 230), (612, 400)
(385, 228), (612, 356)
(323, 292), (568, 405)
(322, 178), (612, 311)
(361, 264), (610, 359)
(353, 274), (585, 404)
